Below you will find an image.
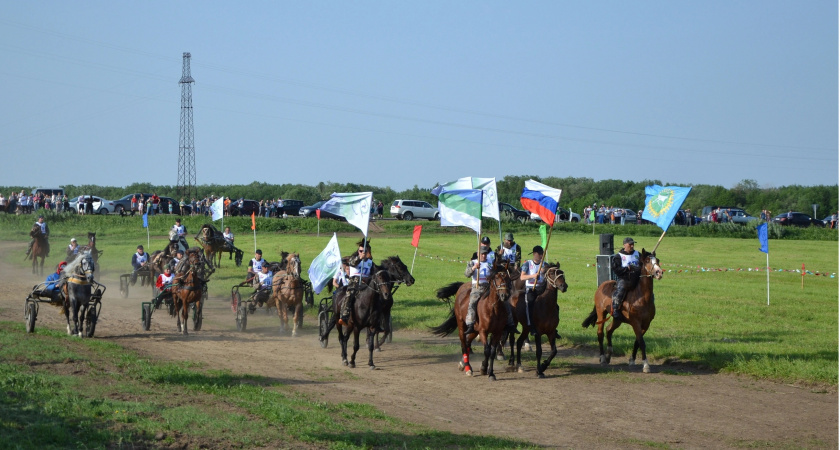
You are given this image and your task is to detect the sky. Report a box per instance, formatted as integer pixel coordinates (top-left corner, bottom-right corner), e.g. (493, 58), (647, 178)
(1, 2), (837, 192)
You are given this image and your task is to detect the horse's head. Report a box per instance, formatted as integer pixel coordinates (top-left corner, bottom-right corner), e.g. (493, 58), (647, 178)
(87, 232), (96, 247)
(640, 249), (663, 280)
(544, 263), (568, 293)
(286, 252), (301, 278)
(380, 256), (414, 286)
(488, 264), (512, 302)
(30, 223), (42, 238)
(64, 251), (95, 283)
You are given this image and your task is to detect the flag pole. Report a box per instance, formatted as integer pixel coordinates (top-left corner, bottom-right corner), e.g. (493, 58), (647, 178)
(411, 245), (418, 275)
(651, 230), (667, 254)
(766, 252), (770, 306)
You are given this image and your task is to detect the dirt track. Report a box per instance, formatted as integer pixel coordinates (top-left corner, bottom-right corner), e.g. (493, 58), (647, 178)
(1, 242), (836, 448)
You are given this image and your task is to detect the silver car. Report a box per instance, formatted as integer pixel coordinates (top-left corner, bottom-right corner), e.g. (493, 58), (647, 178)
(69, 195), (116, 214)
(390, 200), (439, 221)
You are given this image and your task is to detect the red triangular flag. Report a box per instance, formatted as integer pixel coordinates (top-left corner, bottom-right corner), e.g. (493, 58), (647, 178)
(316, 209), (321, 219)
(251, 212), (256, 230)
(411, 225), (422, 248)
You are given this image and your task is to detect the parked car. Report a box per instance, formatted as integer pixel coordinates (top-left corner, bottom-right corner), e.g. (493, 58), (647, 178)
(530, 206), (580, 223)
(727, 209), (757, 225)
(68, 195), (116, 215)
(277, 199), (304, 216)
(700, 206), (748, 223)
(772, 212), (824, 227)
(229, 199), (260, 217)
(298, 200), (345, 220)
(499, 202), (529, 221)
(390, 200), (439, 221)
(112, 193), (187, 215)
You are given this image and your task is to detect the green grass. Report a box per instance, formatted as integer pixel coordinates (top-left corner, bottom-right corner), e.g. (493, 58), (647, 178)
(1, 214), (837, 385)
(0, 322), (535, 449)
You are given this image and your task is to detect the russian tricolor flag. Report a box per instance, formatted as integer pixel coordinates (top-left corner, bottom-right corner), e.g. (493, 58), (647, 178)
(520, 180), (562, 225)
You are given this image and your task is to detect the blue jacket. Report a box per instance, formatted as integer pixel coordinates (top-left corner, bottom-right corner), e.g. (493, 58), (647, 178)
(45, 272), (61, 291)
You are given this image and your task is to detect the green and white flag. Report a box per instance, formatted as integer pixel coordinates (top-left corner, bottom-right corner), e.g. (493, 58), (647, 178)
(439, 189), (483, 233)
(307, 233), (342, 294)
(433, 177), (499, 221)
(320, 192), (373, 237)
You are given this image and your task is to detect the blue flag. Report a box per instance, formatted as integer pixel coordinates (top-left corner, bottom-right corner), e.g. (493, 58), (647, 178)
(142, 213), (148, 228)
(641, 185), (692, 231)
(757, 223), (768, 253)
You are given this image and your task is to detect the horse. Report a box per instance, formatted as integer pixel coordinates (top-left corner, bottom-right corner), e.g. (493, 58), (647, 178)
(270, 252), (305, 336)
(431, 255), (513, 380)
(505, 263), (568, 378)
(321, 267), (392, 369)
(170, 247), (214, 335)
(27, 223), (48, 275)
(194, 224), (243, 268)
(74, 232), (103, 266)
(371, 255), (416, 349)
(582, 249), (663, 373)
(61, 251), (96, 337)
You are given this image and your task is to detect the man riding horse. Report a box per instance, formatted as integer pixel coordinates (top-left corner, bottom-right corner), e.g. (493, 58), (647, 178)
(26, 215), (50, 257)
(338, 240), (374, 327)
(611, 237), (641, 320)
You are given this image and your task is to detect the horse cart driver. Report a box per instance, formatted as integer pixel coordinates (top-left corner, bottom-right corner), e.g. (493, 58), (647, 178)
(152, 266), (176, 309)
(610, 237), (642, 321)
(171, 218), (189, 252)
(254, 264), (274, 306)
(131, 245), (149, 284)
(36, 261), (68, 304)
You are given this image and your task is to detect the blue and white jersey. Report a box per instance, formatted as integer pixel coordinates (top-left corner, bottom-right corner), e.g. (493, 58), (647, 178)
(249, 258), (264, 273)
(521, 260), (545, 290)
(350, 259), (373, 277)
(467, 259), (491, 284)
(172, 224), (186, 237)
(500, 244), (519, 265)
(258, 270), (273, 289)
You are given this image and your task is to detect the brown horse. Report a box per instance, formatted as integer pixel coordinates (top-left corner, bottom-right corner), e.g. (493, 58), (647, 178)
(194, 224), (243, 268)
(270, 252), (304, 336)
(28, 223), (48, 275)
(582, 249), (663, 373)
(431, 255), (514, 380)
(170, 248), (213, 335)
(506, 263), (568, 378)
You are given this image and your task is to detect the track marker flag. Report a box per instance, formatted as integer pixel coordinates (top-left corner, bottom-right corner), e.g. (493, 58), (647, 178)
(757, 222), (770, 306)
(142, 213), (148, 228)
(142, 212), (149, 247)
(410, 225), (422, 274)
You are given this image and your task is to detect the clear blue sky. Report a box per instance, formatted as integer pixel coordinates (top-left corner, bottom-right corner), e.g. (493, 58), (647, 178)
(2, 2), (837, 191)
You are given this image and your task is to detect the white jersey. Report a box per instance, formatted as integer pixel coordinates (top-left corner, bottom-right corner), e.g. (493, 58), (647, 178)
(134, 251), (148, 264)
(350, 259), (373, 277)
(250, 258), (264, 273)
(620, 251), (640, 268)
(258, 271), (273, 288)
(468, 259), (491, 284)
(521, 260), (545, 289)
(500, 244), (518, 265)
(158, 273), (174, 285)
(333, 269), (348, 287)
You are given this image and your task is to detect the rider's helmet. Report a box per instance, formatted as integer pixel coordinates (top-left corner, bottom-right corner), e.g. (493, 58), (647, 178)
(480, 236), (491, 245)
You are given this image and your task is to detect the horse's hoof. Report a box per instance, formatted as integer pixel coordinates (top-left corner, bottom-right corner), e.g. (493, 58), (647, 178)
(349, 362), (355, 369)
(342, 360), (349, 367)
(629, 358), (636, 366)
(495, 354), (505, 361)
(458, 361), (465, 371)
(375, 348), (382, 353)
(369, 365), (375, 371)
(488, 374), (496, 381)
(465, 369), (473, 377)
(517, 366), (524, 374)
(537, 372), (545, 379)
(643, 362), (651, 373)
(523, 343), (532, 351)
(599, 355), (608, 365)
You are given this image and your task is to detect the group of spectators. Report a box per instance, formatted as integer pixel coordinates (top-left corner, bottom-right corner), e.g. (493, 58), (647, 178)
(0, 191), (71, 214)
(583, 204), (638, 225)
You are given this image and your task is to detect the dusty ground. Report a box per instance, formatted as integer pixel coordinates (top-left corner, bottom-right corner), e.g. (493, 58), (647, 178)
(1, 242), (836, 449)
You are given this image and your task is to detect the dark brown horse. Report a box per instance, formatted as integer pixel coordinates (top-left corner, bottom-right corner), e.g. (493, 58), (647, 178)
(431, 255), (514, 380)
(506, 263), (568, 378)
(194, 224), (243, 268)
(75, 232), (103, 266)
(170, 248), (213, 335)
(271, 252), (304, 336)
(582, 249), (663, 373)
(28, 223), (48, 275)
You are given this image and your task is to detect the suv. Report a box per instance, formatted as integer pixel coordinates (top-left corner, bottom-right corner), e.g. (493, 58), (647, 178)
(229, 199), (260, 217)
(773, 212), (824, 227)
(390, 200), (439, 221)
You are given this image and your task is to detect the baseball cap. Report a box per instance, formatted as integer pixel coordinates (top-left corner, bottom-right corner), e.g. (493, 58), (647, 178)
(480, 236), (490, 245)
(70, 238), (76, 243)
(479, 245), (491, 254)
(503, 232), (514, 241)
(623, 237), (635, 245)
(530, 245), (544, 255)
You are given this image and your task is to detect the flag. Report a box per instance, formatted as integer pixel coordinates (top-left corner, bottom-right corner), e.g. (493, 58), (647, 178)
(411, 225), (422, 248)
(142, 213), (148, 228)
(210, 197), (224, 221)
(757, 223), (769, 253)
(439, 189), (483, 233)
(307, 233), (342, 294)
(320, 192), (373, 237)
(251, 212), (256, 231)
(641, 185), (692, 231)
(539, 224), (547, 248)
(433, 177), (499, 221)
(316, 208), (321, 220)
(520, 179), (562, 225)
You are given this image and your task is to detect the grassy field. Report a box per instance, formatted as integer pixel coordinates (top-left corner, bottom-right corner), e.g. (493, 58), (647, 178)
(2, 213), (837, 386)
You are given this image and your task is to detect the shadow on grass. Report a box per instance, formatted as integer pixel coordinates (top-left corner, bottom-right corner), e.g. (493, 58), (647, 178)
(306, 429), (531, 449)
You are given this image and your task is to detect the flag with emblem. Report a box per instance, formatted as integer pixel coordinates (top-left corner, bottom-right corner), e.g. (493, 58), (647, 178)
(320, 192), (373, 237)
(432, 177), (499, 221)
(307, 233), (342, 294)
(641, 185), (692, 231)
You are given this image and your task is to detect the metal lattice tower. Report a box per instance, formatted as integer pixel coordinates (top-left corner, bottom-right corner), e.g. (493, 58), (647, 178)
(177, 52), (196, 200)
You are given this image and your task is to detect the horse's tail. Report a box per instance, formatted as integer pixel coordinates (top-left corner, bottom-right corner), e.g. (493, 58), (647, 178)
(582, 306), (598, 328)
(436, 281), (463, 301)
(429, 308), (458, 337)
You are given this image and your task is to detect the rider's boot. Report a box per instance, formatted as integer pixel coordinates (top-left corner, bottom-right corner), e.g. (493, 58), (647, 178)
(611, 297), (623, 321)
(338, 295), (353, 326)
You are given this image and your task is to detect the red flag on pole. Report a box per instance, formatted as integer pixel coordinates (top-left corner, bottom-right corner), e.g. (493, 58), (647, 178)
(316, 209), (321, 219)
(251, 212), (256, 230)
(411, 225), (422, 247)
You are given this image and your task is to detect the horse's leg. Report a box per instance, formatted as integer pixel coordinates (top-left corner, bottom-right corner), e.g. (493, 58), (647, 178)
(292, 301), (302, 337)
(480, 332), (489, 376)
(539, 332), (558, 376)
(64, 294), (73, 335)
(596, 320), (608, 364)
(339, 325), (349, 366)
(72, 298), (81, 336)
(182, 299), (189, 336)
(515, 333), (527, 373)
(349, 328), (360, 369)
(366, 327), (375, 370)
(458, 329), (473, 376)
(506, 329), (516, 370)
(605, 321), (620, 365)
(630, 322), (650, 373)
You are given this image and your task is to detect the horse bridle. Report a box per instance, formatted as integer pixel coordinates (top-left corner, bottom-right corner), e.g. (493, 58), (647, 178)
(639, 255), (662, 278)
(544, 267), (566, 289)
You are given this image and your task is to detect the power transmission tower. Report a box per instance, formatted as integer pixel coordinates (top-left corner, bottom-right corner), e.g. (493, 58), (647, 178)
(177, 52), (196, 201)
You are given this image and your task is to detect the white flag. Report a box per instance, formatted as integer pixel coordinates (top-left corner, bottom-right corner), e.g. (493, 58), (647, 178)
(432, 177), (499, 221)
(320, 192), (373, 237)
(307, 233), (342, 294)
(210, 197), (224, 221)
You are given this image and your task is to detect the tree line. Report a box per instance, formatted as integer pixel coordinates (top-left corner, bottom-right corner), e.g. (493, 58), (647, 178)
(3, 177), (837, 219)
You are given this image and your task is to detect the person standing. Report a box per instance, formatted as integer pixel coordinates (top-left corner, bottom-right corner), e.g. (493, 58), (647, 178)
(610, 237), (641, 320)
(85, 195), (94, 215)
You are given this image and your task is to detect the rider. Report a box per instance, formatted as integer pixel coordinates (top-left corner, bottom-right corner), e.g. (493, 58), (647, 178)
(464, 245), (493, 335)
(247, 249), (265, 284)
(169, 250), (184, 272)
(131, 245), (149, 284)
(152, 266), (176, 309)
(26, 215), (50, 257)
(255, 264), (274, 305)
(171, 218), (189, 251)
(610, 237), (641, 320)
(520, 245), (546, 336)
(480, 236), (495, 266)
(338, 241), (373, 326)
(67, 238), (79, 259)
(41, 261), (68, 303)
(332, 257), (350, 296)
(496, 232), (521, 267)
